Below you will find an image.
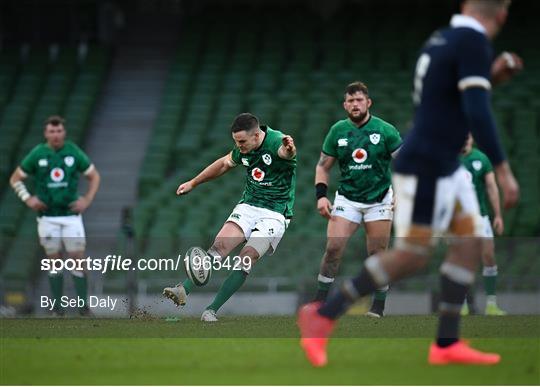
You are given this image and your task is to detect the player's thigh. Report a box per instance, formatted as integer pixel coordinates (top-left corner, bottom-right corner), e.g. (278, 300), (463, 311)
(363, 189), (393, 254)
(325, 215), (359, 258)
(330, 192), (363, 225)
(37, 217), (63, 255)
(364, 220), (392, 254)
(244, 217), (286, 259)
(61, 215), (86, 254)
(212, 221), (246, 257)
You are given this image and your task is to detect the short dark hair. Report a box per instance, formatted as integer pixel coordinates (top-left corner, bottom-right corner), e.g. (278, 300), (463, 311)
(344, 82), (369, 99)
(44, 115), (65, 128)
(231, 113), (259, 133)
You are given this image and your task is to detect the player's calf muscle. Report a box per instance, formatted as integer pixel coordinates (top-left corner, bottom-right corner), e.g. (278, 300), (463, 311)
(320, 256), (341, 278)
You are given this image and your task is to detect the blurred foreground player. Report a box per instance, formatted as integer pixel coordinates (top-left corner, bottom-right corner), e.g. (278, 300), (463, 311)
(9, 116), (100, 316)
(298, 0), (522, 366)
(314, 81), (402, 317)
(460, 134), (507, 316)
(163, 113), (296, 321)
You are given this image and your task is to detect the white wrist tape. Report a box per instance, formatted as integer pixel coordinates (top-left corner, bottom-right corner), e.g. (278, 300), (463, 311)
(12, 181), (31, 202)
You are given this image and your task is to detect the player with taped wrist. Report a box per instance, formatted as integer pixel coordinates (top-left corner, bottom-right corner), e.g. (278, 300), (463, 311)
(313, 81), (402, 318)
(9, 115), (100, 316)
(460, 133), (507, 316)
(298, 0), (521, 367)
(163, 113), (296, 322)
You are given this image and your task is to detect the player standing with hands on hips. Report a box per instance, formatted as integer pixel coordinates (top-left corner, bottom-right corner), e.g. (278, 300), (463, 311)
(10, 116), (100, 316)
(298, 0), (522, 367)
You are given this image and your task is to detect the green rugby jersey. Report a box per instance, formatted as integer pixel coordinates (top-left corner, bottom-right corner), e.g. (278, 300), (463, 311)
(20, 140), (93, 217)
(231, 126), (296, 217)
(460, 148), (493, 217)
(322, 115), (401, 203)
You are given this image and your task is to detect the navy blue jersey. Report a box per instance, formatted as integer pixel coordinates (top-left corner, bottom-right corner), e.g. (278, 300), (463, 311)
(395, 15), (503, 177)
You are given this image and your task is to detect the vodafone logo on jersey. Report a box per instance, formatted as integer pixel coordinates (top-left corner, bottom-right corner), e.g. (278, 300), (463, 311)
(251, 168), (265, 182)
(50, 167), (65, 182)
(352, 148), (368, 163)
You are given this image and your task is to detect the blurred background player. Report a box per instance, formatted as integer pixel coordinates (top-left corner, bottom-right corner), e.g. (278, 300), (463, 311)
(314, 81), (402, 318)
(163, 113), (296, 321)
(298, 0), (522, 367)
(460, 133), (507, 316)
(9, 116), (101, 316)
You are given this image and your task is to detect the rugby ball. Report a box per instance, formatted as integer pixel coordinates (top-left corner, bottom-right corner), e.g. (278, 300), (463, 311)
(184, 246), (211, 286)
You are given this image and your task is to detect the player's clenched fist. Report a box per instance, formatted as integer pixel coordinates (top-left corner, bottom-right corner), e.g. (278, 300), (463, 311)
(491, 51), (523, 86)
(278, 135), (296, 160)
(317, 197), (332, 220)
(282, 135), (294, 151)
(177, 181), (194, 195)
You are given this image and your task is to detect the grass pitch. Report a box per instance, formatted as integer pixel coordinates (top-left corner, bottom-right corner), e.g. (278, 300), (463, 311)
(1, 316), (538, 385)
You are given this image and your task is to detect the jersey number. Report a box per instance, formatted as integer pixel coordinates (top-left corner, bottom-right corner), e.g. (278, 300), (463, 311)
(413, 53), (431, 105)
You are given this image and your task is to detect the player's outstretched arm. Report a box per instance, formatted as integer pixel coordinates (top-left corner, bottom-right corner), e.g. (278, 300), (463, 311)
(71, 166), (100, 213)
(278, 135), (296, 159)
(315, 153), (336, 220)
(9, 167), (47, 211)
(176, 153), (236, 195)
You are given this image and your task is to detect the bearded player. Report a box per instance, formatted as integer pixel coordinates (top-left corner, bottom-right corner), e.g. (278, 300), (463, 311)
(298, 0), (521, 367)
(314, 81), (401, 318)
(163, 113), (296, 321)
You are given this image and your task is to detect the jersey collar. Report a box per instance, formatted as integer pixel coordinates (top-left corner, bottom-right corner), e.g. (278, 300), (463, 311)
(450, 14), (487, 35)
(253, 125), (268, 152)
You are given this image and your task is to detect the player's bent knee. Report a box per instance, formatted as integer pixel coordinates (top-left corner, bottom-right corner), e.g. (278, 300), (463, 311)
(210, 240), (229, 257)
(244, 233), (272, 260)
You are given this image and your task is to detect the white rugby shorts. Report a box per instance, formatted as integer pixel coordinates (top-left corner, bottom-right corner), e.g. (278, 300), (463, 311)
(331, 187), (393, 224)
(226, 203), (288, 256)
(37, 215), (86, 255)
